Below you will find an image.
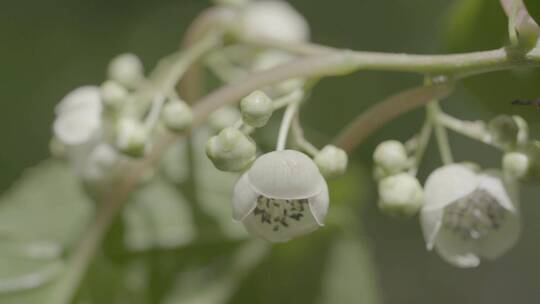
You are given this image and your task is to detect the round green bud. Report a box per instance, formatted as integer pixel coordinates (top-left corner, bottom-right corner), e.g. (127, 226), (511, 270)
(115, 118), (148, 158)
(206, 127), (256, 172)
(314, 145), (348, 179)
(378, 173), (424, 218)
(240, 91), (274, 128)
(162, 99), (193, 132)
(488, 115), (528, 150)
(100, 80), (128, 110)
(108, 53), (144, 89)
(373, 140), (408, 177)
(503, 152), (530, 180)
(208, 106), (241, 132)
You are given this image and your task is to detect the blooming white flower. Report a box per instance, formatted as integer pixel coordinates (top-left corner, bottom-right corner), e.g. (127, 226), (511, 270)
(53, 86), (103, 146)
(232, 150), (329, 242)
(420, 164), (520, 268)
(238, 0), (310, 43)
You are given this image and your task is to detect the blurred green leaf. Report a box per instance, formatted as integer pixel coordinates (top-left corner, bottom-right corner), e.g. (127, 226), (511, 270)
(524, 0), (540, 25)
(444, 0), (540, 123)
(0, 160), (92, 302)
(123, 178), (196, 252)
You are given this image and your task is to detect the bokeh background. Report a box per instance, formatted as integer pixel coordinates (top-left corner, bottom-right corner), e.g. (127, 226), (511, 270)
(1, 0), (539, 303)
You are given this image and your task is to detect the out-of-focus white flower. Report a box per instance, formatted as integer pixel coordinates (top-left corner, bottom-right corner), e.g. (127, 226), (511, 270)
(115, 118), (148, 157)
(53, 86), (103, 146)
(232, 150), (329, 242)
(420, 164), (520, 268)
(101, 80), (128, 110)
(237, 0), (310, 43)
(162, 99), (193, 132)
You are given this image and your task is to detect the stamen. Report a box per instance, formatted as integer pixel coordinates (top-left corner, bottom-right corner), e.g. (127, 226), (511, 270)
(254, 196), (309, 230)
(442, 189), (507, 241)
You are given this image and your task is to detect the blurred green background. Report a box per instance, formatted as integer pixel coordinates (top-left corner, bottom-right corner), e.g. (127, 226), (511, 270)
(1, 0), (540, 303)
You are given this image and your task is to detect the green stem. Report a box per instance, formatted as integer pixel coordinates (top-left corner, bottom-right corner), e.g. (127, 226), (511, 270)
(428, 102), (454, 165)
(409, 114), (433, 176)
(276, 101), (300, 151)
(291, 116), (319, 157)
(436, 112), (494, 146)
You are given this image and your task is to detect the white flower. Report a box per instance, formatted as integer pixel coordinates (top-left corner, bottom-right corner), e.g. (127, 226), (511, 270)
(53, 86), (103, 146)
(420, 164), (520, 268)
(238, 0), (310, 43)
(232, 150), (329, 243)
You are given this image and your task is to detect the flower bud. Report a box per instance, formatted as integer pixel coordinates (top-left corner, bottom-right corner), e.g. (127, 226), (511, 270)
(314, 145), (348, 179)
(100, 80), (128, 110)
(116, 118), (148, 157)
(108, 53), (144, 89)
(503, 152), (530, 180)
(206, 127), (256, 172)
(240, 91), (273, 128)
(208, 106), (241, 132)
(162, 99), (193, 132)
(487, 115), (528, 150)
(378, 173), (424, 218)
(373, 140), (408, 177)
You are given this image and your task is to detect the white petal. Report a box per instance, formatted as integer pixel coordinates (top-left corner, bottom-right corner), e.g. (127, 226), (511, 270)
(478, 210), (521, 260)
(477, 171), (516, 212)
(55, 86), (102, 115)
(423, 164), (478, 211)
(247, 150), (324, 200)
(308, 177), (329, 226)
(232, 173), (258, 221)
(433, 227), (481, 268)
(419, 207), (443, 250)
(53, 112), (101, 145)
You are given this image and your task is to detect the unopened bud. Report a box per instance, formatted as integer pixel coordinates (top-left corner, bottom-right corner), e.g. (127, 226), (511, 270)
(162, 99), (193, 132)
(108, 53), (144, 89)
(116, 118), (148, 157)
(206, 127), (256, 172)
(101, 80), (128, 110)
(373, 140), (409, 177)
(503, 152), (530, 180)
(240, 91), (273, 128)
(378, 173), (424, 218)
(314, 145), (348, 179)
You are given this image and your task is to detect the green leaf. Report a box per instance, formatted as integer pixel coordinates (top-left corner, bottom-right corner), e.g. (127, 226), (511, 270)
(524, 0), (540, 25)
(123, 178), (196, 252)
(0, 160), (93, 302)
(444, 0), (540, 123)
(317, 233), (381, 304)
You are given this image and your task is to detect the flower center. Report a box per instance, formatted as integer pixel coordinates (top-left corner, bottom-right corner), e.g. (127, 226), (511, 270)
(253, 196), (308, 231)
(442, 189), (507, 241)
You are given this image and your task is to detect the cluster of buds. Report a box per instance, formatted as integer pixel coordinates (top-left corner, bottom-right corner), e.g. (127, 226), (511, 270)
(51, 53), (194, 195)
(373, 140), (424, 218)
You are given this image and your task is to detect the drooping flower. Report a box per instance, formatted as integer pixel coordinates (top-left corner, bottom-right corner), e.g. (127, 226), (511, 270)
(53, 86), (103, 146)
(420, 164), (520, 268)
(232, 150), (329, 242)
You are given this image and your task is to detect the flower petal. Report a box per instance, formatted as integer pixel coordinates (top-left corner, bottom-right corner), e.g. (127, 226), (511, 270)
(419, 207), (443, 250)
(232, 173), (258, 221)
(477, 171), (517, 212)
(247, 150), (324, 200)
(478, 210), (521, 260)
(308, 177), (329, 226)
(53, 112), (101, 145)
(423, 164), (478, 211)
(55, 86), (102, 115)
(434, 227), (481, 268)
